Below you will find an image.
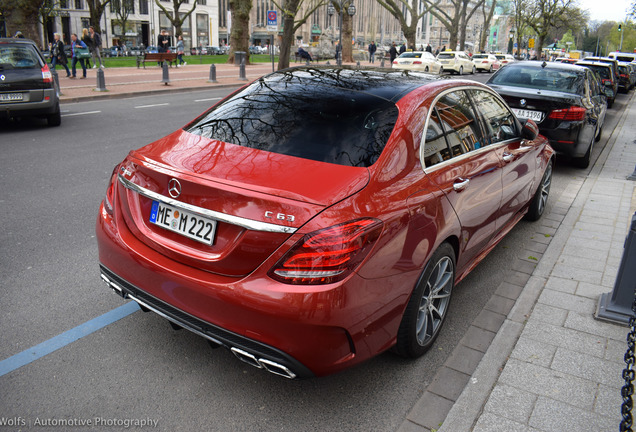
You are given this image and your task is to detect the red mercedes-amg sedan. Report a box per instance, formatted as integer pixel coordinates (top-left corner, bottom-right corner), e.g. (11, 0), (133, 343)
(97, 66), (554, 378)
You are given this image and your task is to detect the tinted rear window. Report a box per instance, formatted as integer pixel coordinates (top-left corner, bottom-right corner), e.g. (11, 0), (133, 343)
(399, 52), (421, 58)
(185, 78), (399, 167)
(580, 64), (611, 80)
(473, 54), (488, 59)
(489, 66), (583, 94)
(0, 44), (41, 69)
(438, 53), (455, 59)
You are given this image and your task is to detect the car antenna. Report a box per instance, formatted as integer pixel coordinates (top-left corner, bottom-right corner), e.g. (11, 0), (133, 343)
(541, 61), (547, 68)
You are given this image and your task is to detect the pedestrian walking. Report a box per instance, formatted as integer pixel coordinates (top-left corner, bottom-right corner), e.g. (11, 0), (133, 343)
(368, 41), (376, 64)
(158, 30), (170, 53)
(389, 42), (398, 64)
(70, 33), (88, 79)
(176, 35), (186, 66)
(426, 44), (432, 53)
(81, 28), (92, 69)
(399, 42), (406, 54)
(89, 26), (104, 68)
(51, 32), (71, 77)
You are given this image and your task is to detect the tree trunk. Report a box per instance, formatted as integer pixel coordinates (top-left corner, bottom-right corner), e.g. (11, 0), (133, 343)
(4, 0), (42, 46)
(342, 12), (353, 62)
(88, 0), (108, 34)
(227, 0), (252, 64)
(278, 13), (296, 69)
(404, 26), (416, 50)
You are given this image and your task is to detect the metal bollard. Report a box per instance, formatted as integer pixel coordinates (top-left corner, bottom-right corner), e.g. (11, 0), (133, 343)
(356, 61), (360, 67)
(95, 68), (107, 92)
(628, 164), (636, 180)
(238, 57), (247, 81)
(381, 57), (385, 68)
(51, 68), (62, 96)
(596, 212), (636, 324)
(326, 61), (331, 65)
(161, 62), (170, 85)
(207, 63), (217, 83)
(306, 59), (310, 66)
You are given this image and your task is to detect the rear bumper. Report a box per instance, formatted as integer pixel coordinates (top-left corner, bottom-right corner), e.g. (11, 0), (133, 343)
(0, 88), (58, 118)
(540, 121), (590, 158)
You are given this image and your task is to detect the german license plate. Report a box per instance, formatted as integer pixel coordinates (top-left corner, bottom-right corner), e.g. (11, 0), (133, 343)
(0, 93), (23, 101)
(511, 108), (543, 122)
(149, 201), (216, 245)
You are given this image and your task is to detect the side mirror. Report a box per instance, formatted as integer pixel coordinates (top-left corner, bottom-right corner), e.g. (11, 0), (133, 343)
(521, 119), (539, 140)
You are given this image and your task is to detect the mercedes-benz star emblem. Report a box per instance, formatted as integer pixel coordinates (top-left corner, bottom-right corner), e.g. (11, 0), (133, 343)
(520, 99), (527, 107)
(0, 75), (5, 81)
(168, 178), (182, 198)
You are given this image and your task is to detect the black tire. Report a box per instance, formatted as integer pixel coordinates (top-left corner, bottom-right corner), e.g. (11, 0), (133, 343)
(439, 66), (443, 75)
(471, 65), (476, 74)
(395, 243), (455, 358)
(47, 103), (61, 127)
(489, 65), (493, 73)
(458, 66), (463, 75)
(574, 138), (593, 169)
(425, 66), (429, 72)
(525, 159), (553, 221)
(595, 124), (603, 142)
(608, 98), (615, 109)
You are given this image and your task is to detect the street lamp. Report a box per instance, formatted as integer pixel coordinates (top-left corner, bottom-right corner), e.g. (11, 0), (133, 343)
(327, 0), (356, 65)
(508, 30), (514, 55)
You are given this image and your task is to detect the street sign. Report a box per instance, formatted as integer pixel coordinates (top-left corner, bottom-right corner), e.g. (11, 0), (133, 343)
(528, 38), (535, 48)
(267, 10), (277, 32)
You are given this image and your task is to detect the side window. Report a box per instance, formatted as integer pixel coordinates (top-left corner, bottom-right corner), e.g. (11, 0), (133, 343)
(469, 90), (518, 145)
(422, 90), (483, 168)
(588, 72), (600, 97)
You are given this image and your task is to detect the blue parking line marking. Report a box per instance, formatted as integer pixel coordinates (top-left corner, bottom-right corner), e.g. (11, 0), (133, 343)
(0, 302), (140, 377)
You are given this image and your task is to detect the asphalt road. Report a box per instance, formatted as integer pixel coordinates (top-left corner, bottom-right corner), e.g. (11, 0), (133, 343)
(0, 76), (629, 431)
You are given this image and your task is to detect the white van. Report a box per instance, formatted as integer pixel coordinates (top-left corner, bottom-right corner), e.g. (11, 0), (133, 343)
(608, 52), (636, 63)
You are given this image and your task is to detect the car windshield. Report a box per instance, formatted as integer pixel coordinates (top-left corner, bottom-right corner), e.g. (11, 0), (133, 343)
(473, 55), (488, 59)
(489, 65), (583, 94)
(185, 74), (399, 167)
(438, 53), (455, 59)
(399, 52), (421, 58)
(0, 45), (41, 69)
(579, 64), (611, 80)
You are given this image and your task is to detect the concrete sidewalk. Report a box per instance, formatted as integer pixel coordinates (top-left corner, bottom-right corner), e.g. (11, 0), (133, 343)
(56, 61), (336, 103)
(428, 94), (636, 431)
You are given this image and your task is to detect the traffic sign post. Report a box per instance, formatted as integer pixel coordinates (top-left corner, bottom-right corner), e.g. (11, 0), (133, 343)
(267, 10), (277, 72)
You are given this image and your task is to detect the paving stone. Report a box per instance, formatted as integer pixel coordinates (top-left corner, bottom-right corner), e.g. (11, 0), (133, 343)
(535, 225), (558, 236)
(473, 412), (539, 432)
(406, 391), (454, 430)
(444, 345), (484, 376)
(564, 311), (628, 343)
(544, 276), (577, 294)
(529, 396), (615, 432)
(427, 366), (471, 401)
(567, 235), (610, 252)
(550, 263), (603, 285)
(484, 295), (516, 316)
(575, 281), (610, 299)
(518, 250), (543, 264)
(529, 234), (552, 245)
(483, 384), (537, 423)
(459, 326), (496, 353)
(574, 221), (616, 236)
(499, 359), (597, 408)
(594, 384), (623, 419)
(551, 347), (624, 388)
(396, 420), (429, 432)
(504, 271), (532, 288)
(538, 289), (597, 314)
(495, 282), (525, 301)
(561, 244), (611, 263)
(556, 254), (607, 273)
(521, 320), (606, 358)
(526, 241), (549, 254)
(527, 303), (567, 326)
(472, 308), (506, 333)
(606, 338), (628, 362)
(512, 259), (538, 275)
(510, 336), (557, 368)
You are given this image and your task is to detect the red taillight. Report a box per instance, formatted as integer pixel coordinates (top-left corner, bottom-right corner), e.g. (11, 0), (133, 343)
(548, 106), (586, 121)
(104, 166), (119, 215)
(621, 74), (629, 78)
(413, 61), (422, 64)
(41, 64), (53, 83)
(482, 60), (488, 63)
(269, 218), (383, 285)
(393, 60), (397, 64)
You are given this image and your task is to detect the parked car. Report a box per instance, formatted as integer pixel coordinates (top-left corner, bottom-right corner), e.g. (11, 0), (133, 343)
(436, 51), (475, 74)
(97, 66), (554, 378)
(472, 53), (500, 73)
(576, 60), (618, 108)
(554, 57), (578, 64)
(584, 56), (620, 83)
(617, 62), (633, 93)
(145, 45), (159, 54)
(392, 51), (443, 74)
(0, 38), (61, 126)
(495, 54), (515, 66)
(487, 61), (606, 168)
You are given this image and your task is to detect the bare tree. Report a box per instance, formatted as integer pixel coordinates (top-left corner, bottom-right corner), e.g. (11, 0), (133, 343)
(478, 0), (497, 52)
(227, 0), (251, 64)
(87, 0), (113, 34)
(3, 0), (44, 45)
(376, 0), (435, 49)
(154, 0), (198, 38)
(525, 0), (574, 53)
(274, 0), (326, 69)
(111, 0), (135, 39)
(426, 0), (485, 50)
(39, 0), (60, 46)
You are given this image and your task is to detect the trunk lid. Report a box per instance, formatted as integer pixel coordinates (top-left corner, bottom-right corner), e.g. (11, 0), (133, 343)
(116, 129), (370, 277)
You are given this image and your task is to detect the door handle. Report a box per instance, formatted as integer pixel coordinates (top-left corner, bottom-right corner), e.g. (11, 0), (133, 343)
(453, 178), (470, 192)
(502, 152), (514, 162)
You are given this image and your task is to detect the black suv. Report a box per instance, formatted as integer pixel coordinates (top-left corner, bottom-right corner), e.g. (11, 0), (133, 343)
(0, 37), (61, 126)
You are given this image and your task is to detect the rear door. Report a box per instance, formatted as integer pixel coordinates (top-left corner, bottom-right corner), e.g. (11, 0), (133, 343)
(420, 89), (503, 273)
